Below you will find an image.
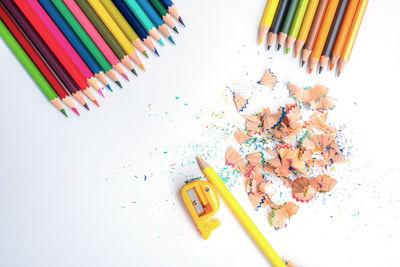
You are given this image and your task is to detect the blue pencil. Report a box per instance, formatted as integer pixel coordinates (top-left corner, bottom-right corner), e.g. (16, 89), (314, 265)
(135, 0), (175, 44)
(159, 0), (184, 26)
(112, 0), (159, 55)
(38, 0), (110, 90)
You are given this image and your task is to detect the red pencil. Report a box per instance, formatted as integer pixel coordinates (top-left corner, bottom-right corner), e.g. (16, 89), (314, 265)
(0, 4), (79, 116)
(14, 0), (99, 106)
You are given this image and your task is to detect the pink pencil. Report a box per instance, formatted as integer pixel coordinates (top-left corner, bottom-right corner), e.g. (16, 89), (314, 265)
(63, 0), (135, 76)
(26, 0), (102, 92)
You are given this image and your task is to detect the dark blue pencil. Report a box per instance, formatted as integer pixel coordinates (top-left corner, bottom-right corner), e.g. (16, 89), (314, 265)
(159, 0), (184, 26)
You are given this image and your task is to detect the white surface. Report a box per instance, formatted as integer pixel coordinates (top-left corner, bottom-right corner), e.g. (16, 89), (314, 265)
(1, 1), (400, 266)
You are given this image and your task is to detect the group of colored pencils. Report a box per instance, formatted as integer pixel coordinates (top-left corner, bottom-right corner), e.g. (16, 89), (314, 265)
(0, 0), (184, 117)
(258, 0), (368, 76)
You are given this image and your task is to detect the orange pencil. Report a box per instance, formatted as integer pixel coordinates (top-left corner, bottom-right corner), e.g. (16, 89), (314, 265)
(308, 0), (340, 73)
(329, 0), (359, 70)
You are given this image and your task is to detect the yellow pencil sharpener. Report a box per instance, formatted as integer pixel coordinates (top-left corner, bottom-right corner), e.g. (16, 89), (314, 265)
(181, 180), (220, 240)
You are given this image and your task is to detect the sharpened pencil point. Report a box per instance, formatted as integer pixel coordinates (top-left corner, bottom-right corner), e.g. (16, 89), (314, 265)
(308, 68), (313, 74)
(93, 100), (100, 107)
(277, 44), (281, 51)
(319, 66), (323, 74)
(106, 84), (113, 92)
(337, 70), (341, 77)
(173, 27), (179, 34)
(158, 38), (165, 46)
(72, 107), (80, 116)
(143, 50), (149, 58)
(139, 64), (146, 71)
(285, 48), (290, 54)
(97, 88), (105, 98)
(258, 39), (263, 45)
(267, 45), (271, 50)
(178, 17), (185, 27)
(116, 81), (123, 88)
(155, 48), (160, 57)
(329, 64), (334, 71)
(168, 36), (175, 45)
(131, 68), (137, 76)
(122, 73), (130, 81)
(301, 61), (305, 67)
(61, 109), (68, 117)
(83, 103), (89, 110)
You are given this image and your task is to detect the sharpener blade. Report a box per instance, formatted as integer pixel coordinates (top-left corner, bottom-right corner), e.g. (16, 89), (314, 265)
(187, 188), (205, 216)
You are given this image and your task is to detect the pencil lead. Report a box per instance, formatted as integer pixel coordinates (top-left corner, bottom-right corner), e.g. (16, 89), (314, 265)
(308, 68), (313, 74)
(173, 26), (179, 34)
(139, 64), (146, 71)
(121, 73), (130, 81)
(267, 45), (271, 50)
(61, 109), (68, 118)
(178, 17), (185, 27)
(168, 36), (175, 45)
(72, 107), (80, 116)
(258, 39), (263, 45)
(97, 88), (105, 98)
(329, 63), (335, 71)
(142, 50), (149, 58)
(285, 48), (290, 54)
(318, 66), (323, 74)
(337, 70), (342, 77)
(131, 68), (138, 76)
(301, 61), (305, 67)
(83, 103), (90, 110)
(158, 38), (165, 46)
(106, 84), (113, 92)
(155, 48), (160, 57)
(295, 51), (299, 58)
(277, 44), (281, 51)
(115, 80), (123, 88)
(93, 99), (100, 107)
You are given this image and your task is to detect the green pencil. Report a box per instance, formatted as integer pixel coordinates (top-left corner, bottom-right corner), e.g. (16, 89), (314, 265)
(277, 0), (300, 50)
(286, 0), (310, 53)
(0, 19), (67, 117)
(148, 0), (178, 33)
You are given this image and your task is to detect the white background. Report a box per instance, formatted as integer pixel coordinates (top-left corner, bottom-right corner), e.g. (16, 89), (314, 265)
(1, 0), (400, 266)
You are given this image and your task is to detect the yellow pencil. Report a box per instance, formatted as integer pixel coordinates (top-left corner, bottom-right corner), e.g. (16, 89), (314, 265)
(258, 0), (280, 44)
(99, 0), (149, 58)
(87, 0), (145, 70)
(196, 157), (286, 267)
(294, 0), (319, 58)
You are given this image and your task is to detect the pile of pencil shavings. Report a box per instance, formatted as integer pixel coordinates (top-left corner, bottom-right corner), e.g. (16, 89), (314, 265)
(227, 81), (344, 230)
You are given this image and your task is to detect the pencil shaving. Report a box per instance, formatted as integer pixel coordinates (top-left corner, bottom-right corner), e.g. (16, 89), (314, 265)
(259, 69), (277, 88)
(233, 93), (248, 112)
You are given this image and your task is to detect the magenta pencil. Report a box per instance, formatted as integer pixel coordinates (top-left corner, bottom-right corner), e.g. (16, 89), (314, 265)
(26, 0), (101, 91)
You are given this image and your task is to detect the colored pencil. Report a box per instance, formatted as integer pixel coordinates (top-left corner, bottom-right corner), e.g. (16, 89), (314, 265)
(300, 0), (328, 66)
(100, 0), (149, 58)
(267, 0), (290, 50)
(308, 0), (340, 73)
(135, 0), (174, 44)
(14, 0), (99, 106)
(337, 0), (368, 76)
(63, 0), (131, 81)
(159, 0), (184, 26)
(50, 0), (122, 88)
(112, 0), (158, 55)
(329, 0), (359, 70)
(286, 0), (309, 53)
(294, 0), (319, 58)
(73, 0), (137, 77)
(258, 0), (280, 44)
(0, 0), (88, 109)
(0, 4), (78, 116)
(148, 0), (178, 33)
(26, 0), (102, 95)
(319, 0), (349, 72)
(38, 0), (108, 95)
(0, 19), (66, 116)
(124, 0), (164, 46)
(196, 157), (286, 267)
(86, 0), (145, 71)
(277, 0), (300, 50)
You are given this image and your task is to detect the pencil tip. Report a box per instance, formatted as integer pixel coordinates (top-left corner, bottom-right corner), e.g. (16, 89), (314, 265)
(106, 84), (113, 92)
(97, 88), (105, 98)
(72, 107), (80, 116)
(258, 39), (263, 44)
(267, 45), (271, 50)
(285, 48), (290, 54)
(337, 70), (341, 77)
(84, 103), (90, 110)
(329, 64), (334, 71)
(158, 38), (165, 46)
(131, 68), (138, 76)
(178, 17), (185, 27)
(93, 100), (100, 107)
(61, 109), (68, 118)
(318, 66), (323, 74)
(301, 61), (305, 67)
(139, 64), (146, 71)
(116, 80), (123, 88)
(173, 26), (179, 34)
(295, 51), (298, 58)
(168, 36), (175, 45)
(143, 50), (149, 58)
(155, 48), (160, 57)
(277, 44), (281, 51)
(121, 73), (130, 81)
(308, 68), (313, 74)
(196, 156), (208, 170)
